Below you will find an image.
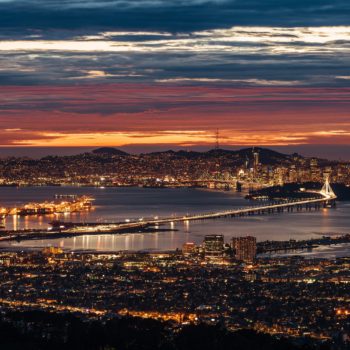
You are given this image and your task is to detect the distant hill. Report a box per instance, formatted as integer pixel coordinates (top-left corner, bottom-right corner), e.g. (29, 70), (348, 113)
(202, 147), (291, 164)
(229, 147), (292, 164)
(92, 147), (128, 156)
(82, 146), (304, 166)
(139, 147), (296, 166)
(147, 149), (202, 159)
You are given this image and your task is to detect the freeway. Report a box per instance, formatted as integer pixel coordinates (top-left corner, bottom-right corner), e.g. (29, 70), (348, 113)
(145, 193), (335, 225)
(140, 180), (337, 225)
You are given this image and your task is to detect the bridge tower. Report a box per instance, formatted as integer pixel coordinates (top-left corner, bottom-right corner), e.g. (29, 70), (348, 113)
(320, 177), (336, 198)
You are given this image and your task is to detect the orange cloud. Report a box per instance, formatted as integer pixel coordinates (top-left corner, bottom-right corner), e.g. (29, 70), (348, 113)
(0, 84), (350, 147)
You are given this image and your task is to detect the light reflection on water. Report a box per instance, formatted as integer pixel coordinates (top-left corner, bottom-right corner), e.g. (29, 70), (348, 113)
(261, 243), (350, 260)
(0, 186), (349, 256)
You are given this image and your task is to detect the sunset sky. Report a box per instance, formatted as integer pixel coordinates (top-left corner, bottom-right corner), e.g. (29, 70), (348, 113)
(1, 0), (350, 158)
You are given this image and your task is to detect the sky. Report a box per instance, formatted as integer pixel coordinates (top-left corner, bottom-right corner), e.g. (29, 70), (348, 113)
(0, 0), (350, 158)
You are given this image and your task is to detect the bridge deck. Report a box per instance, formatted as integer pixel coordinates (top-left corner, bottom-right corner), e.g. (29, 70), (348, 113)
(0, 184), (336, 242)
(146, 193), (336, 225)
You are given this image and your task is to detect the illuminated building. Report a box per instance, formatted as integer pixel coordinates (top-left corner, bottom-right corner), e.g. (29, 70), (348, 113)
(0, 196), (93, 218)
(253, 149), (260, 169)
(182, 242), (196, 256)
(310, 158), (318, 167)
(42, 247), (63, 255)
(232, 236), (257, 262)
(289, 165), (298, 183)
(204, 235), (224, 260)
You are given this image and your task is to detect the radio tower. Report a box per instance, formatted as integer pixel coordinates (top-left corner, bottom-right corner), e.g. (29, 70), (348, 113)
(215, 129), (220, 150)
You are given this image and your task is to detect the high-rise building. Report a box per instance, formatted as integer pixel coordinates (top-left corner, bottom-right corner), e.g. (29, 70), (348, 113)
(310, 158), (318, 167)
(232, 236), (257, 262)
(182, 242), (196, 256)
(253, 149), (260, 169)
(289, 165), (298, 183)
(252, 148), (260, 179)
(204, 235), (224, 260)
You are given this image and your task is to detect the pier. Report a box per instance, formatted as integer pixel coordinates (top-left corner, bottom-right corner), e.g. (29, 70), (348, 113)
(0, 195), (93, 218)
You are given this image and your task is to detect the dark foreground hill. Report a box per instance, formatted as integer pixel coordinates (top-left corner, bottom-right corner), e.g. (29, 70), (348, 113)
(0, 311), (332, 350)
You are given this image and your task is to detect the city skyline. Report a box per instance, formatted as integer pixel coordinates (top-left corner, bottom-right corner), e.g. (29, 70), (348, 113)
(1, 1), (350, 153)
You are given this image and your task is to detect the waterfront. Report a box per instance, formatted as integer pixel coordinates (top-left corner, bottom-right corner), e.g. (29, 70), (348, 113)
(0, 186), (350, 254)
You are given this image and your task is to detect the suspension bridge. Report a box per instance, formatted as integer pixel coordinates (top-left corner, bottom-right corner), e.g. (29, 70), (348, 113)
(144, 179), (337, 225)
(0, 180), (337, 242)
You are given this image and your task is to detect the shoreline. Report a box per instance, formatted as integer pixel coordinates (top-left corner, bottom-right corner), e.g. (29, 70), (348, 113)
(0, 225), (177, 243)
(1, 243), (349, 260)
(1, 234), (349, 259)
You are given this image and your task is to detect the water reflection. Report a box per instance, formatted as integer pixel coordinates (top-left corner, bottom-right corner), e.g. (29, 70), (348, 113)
(0, 186), (349, 254)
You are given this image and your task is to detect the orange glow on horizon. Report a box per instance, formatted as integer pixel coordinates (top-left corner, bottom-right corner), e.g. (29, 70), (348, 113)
(0, 85), (350, 147)
(2, 129), (349, 148)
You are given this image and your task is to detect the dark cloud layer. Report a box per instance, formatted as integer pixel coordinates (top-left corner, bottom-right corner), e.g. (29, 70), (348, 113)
(1, 1), (350, 87)
(1, 0), (350, 33)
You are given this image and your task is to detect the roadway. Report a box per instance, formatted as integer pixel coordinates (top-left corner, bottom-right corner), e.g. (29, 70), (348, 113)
(142, 189), (336, 225)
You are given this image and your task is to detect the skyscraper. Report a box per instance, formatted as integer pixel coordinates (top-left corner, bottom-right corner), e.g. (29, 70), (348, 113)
(232, 236), (257, 262)
(204, 235), (224, 260)
(253, 149), (260, 169)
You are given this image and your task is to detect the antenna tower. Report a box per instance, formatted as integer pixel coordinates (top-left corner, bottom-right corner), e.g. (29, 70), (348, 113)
(215, 129), (220, 150)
